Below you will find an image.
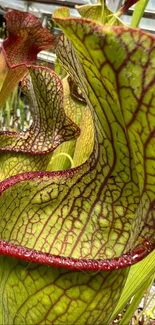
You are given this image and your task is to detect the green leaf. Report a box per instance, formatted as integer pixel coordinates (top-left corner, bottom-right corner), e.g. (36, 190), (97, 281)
(106, 0), (140, 26)
(0, 11), (155, 325)
(50, 76), (94, 170)
(119, 277), (153, 325)
(73, 104), (94, 167)
(76, 3), (110, 24)
(47, 76), (85, 171)
(76, 0), (140, 26)
(0, 67), (79, 180)
(54, 14), (155, 245)
(76, 2), (124, 26)
(131, 0), (149, 28)
(0, 151), (51, 182)
(52, 7), (70, 19)
(0, 256), (128, 325)
(0, 67), (79, 154)
(110, 249), (155, 321)
(1, 14), (155, 267)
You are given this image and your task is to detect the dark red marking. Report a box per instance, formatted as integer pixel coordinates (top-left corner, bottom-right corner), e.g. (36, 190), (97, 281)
(120, 0), (139, 14)
(3, 9), (54, 68)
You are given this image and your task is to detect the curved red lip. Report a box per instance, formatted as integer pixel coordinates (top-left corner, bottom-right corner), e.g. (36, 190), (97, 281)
(0, 238), (154, 271)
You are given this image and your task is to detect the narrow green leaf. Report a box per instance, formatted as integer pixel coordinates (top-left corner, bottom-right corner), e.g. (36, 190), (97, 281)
(119, 276), (154, 325)
(131, 0), (149, 28)
(73, 105), (94, 167)
(47, 76), (85, 170)
(110, 249), (155, 321)
(48, 152), (74, 170)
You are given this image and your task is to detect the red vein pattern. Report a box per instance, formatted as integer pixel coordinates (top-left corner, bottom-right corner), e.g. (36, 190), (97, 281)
(0, 66), (80, 154)
(0, 11), (155, 325)
(0, 10), (54, 110)
(0, 15), (154, 271)
(3, 10), (54, 68)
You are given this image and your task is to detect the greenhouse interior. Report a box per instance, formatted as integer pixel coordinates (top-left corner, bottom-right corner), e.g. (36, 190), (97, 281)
(0, 1), (155, 325)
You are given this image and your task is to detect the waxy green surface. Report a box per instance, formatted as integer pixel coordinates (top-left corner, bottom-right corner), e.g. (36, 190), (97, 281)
(0, 8), (155, 325)
(0, 256), (128, 325)
(54, 12), (155, 244)
(0, 67), (79, 154)
(49, 76), (94, 171)
(0, 67), (80, 181)
(0, 15), (155, 261)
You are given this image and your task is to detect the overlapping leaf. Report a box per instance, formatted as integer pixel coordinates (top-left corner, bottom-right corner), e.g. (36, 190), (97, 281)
(0, 67), (80, 181)
(49, 76), (94, 171)
(0, 10), (54, 108)
(3, 10), (54, 67)
(110, 249), (155, 322)
(0, 13), (154, 268)
(76, 0), (140, 26)
(0, 9), (155, 325)
(76, 3), (112, 24)
(0, 67), (79, 154)
(54, 11), (155, 246)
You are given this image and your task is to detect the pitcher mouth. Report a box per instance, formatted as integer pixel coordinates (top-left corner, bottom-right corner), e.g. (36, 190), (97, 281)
(0, 238), (154, 271)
